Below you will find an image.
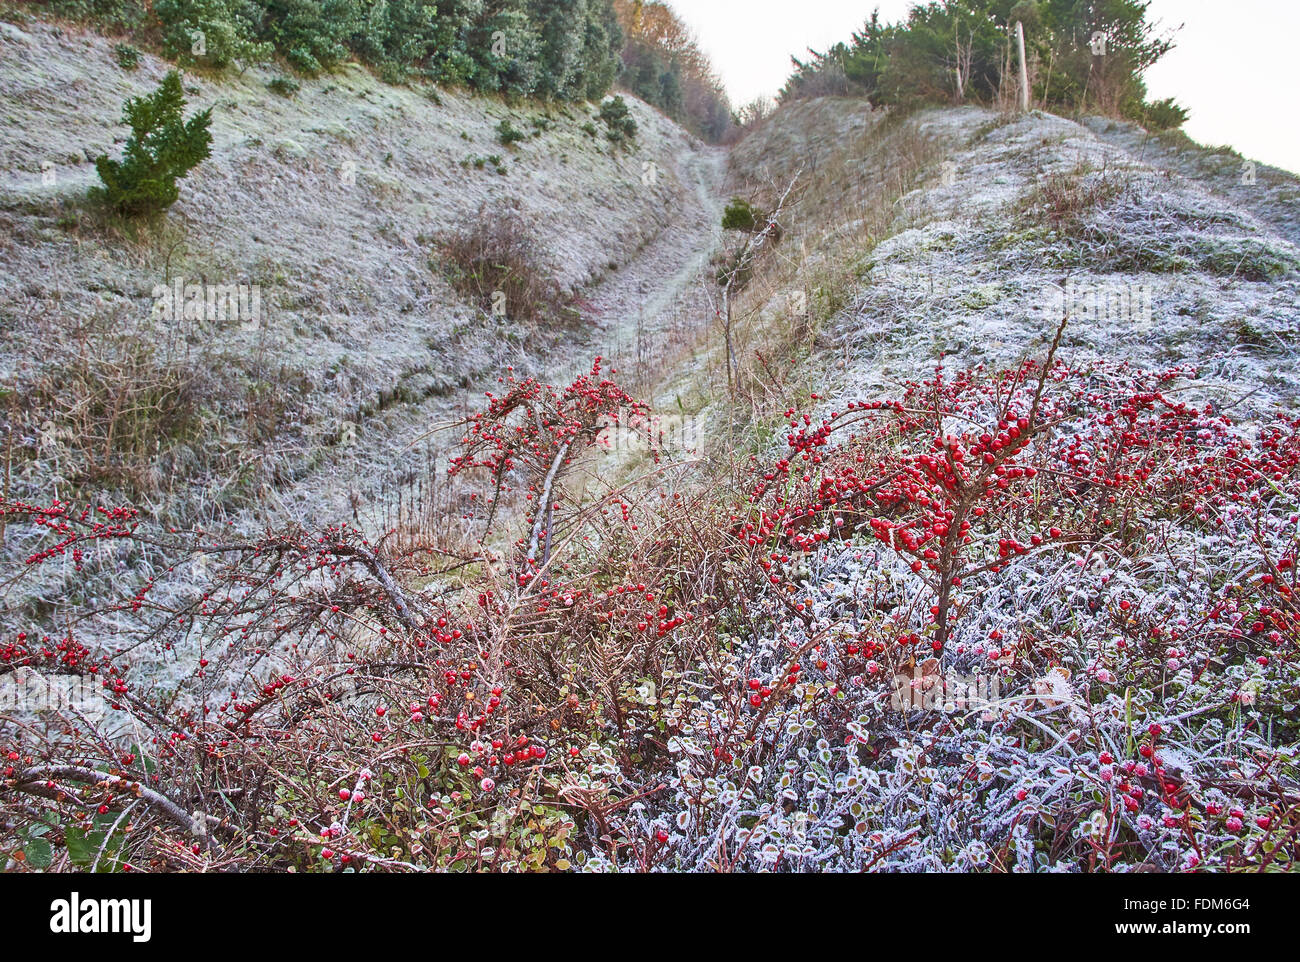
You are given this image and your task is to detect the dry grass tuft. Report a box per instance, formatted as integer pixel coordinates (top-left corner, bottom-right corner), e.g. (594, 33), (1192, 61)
(439, 202), (574, 326)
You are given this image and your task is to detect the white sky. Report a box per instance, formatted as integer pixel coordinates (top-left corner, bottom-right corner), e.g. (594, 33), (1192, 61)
(672, 0), (1300, 174)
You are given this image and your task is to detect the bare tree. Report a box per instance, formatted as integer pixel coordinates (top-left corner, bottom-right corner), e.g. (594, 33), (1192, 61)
(713, 170), (802, 395)
(953, 20), (975, 102)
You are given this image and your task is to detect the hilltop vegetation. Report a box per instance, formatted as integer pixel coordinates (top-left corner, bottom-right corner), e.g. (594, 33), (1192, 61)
(613, 0), (732, 142)
(30, 0), (626, 95)
(781, 0), (1185, 131)
(24, 0), (734, 140)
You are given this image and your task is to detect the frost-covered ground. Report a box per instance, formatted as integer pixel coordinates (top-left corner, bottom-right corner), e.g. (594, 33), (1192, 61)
(1082, 115), (1300, 249)
(822, 107), (1300, 417)
(0, 16), (720, 526)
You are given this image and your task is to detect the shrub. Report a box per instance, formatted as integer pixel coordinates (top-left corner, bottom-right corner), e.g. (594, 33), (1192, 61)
(345, 0), (439, 75)
(154, 0), (272, 69)
(3, 348), (1297, 873)
(599, 95), (636, 145)
(112, 42), (140, 70)
(496, 118), (526, 147)
(1140, 96), (1189, 132)
(266, 75), (300, 97)
(460, 155), (507, 176)
(721, 197), (762, 233)
(258, 0), (354, 74)
(462, 5), (542, 98)
(11, 329), (211, 493)
(36, 0), (148, 31)
(91, 71), (213, 217)
(1024, 164), (1128, 237)
(439, 203), (569, 324)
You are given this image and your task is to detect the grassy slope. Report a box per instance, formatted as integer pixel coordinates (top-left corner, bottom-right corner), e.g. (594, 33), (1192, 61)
(724, 101), (1300, 425)
(0, 14), (707, 525)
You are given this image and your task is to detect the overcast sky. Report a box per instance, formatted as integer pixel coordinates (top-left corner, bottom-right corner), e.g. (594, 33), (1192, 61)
(672, 0), (1300, 174)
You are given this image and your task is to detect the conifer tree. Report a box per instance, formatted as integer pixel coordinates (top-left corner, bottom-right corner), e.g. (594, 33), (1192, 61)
(92, 70), (214, 217)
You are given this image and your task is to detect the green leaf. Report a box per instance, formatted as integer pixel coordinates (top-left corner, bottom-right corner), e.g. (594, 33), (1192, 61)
(129, 743), (157, 775)
(64, 827), (96, 866)
(64, 815), (123, 870)
(24, 838), (53, 869)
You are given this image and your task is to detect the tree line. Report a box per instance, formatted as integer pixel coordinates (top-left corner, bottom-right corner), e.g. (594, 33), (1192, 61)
(613, 0), (733, 142)
(41, 1), (621, 97)
(780, 0), (1186, 130)
(38, 1), (735, 139)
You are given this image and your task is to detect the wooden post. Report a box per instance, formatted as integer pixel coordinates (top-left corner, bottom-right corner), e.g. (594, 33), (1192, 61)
(1015, 21), (1030, 112)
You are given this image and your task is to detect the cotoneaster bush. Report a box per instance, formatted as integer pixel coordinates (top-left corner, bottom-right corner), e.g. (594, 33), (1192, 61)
(1, 348), (1297, 872)
(603, 352), (1299, 872)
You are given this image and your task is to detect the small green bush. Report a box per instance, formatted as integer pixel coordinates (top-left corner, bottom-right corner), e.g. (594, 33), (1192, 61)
(266, 76), (300, 97)
(113, 42), (140, 70)
(599, 96), (636, 145)
(91, 71), (213, 217)
(496, 119), (526, 147)
(721, 198), (761, 233)
(1140, 97), (1189, 133)
(462, 155), (507, 176)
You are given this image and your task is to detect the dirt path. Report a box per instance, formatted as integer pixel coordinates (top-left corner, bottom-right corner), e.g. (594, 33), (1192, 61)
(553, 144), (729, 390)
(267, 139), (731, 534)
